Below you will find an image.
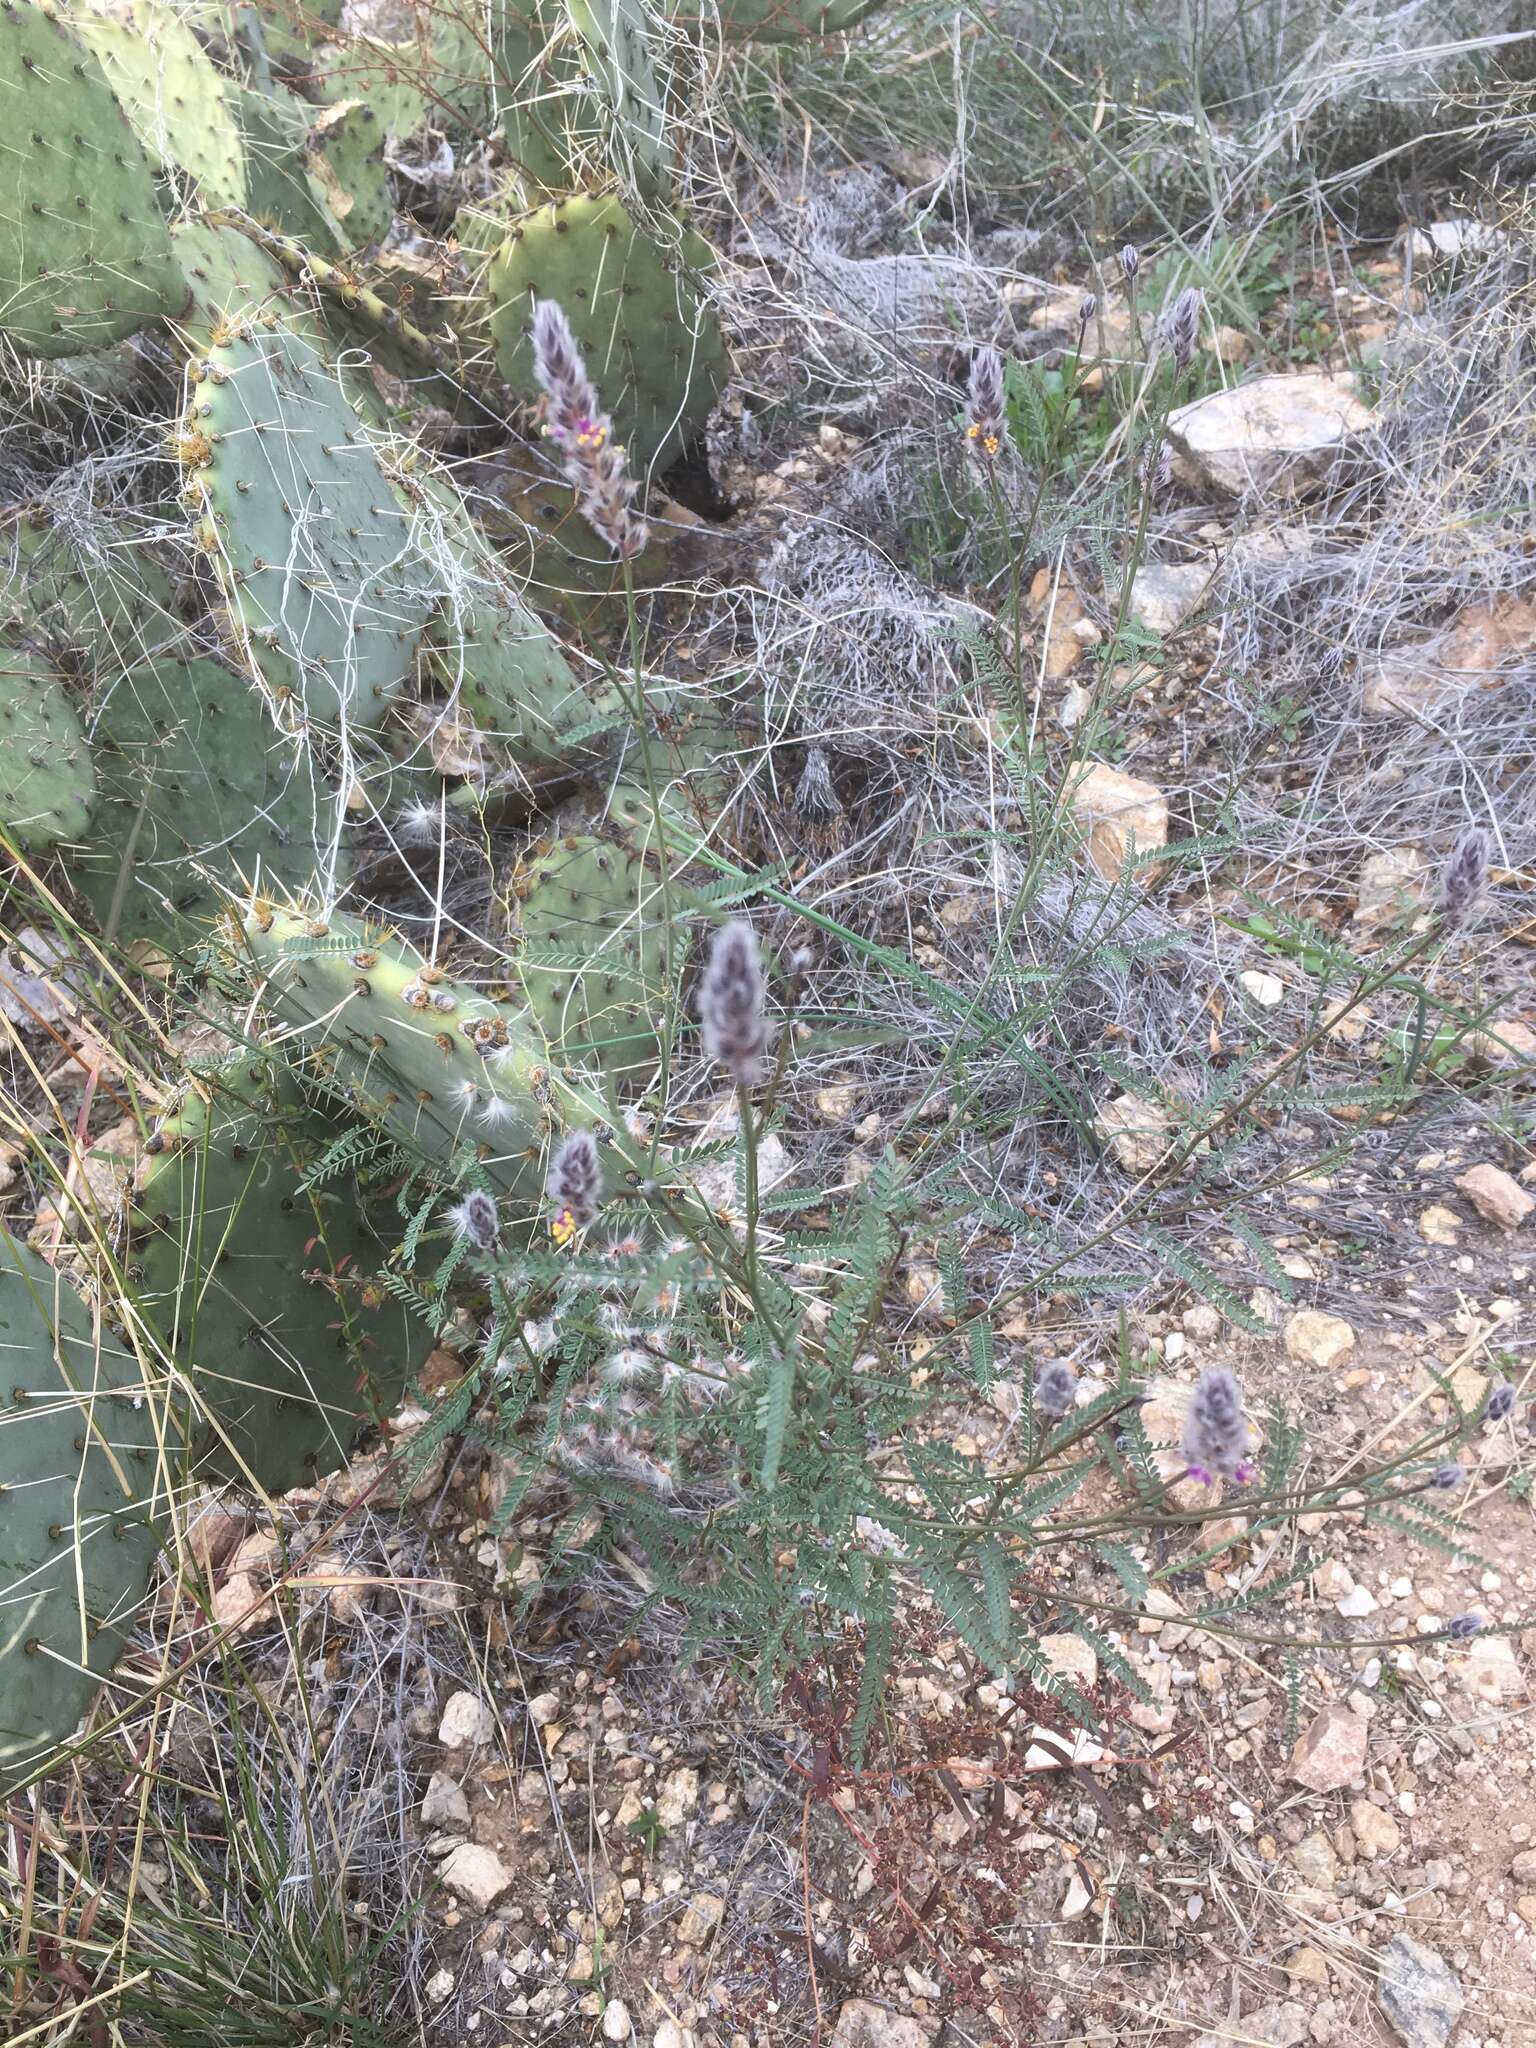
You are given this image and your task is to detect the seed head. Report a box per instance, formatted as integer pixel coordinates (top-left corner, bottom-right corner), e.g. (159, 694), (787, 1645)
(1078, 292), (1098, 332)
(395, 798), (441, 847)
(529, 299), (648, 560)
(964, 345), (1008, 460)
(794, 745), (843, 842)
(1485, 1378), (1516, 1422)
(1120, 244), (1140, 281)
(547, 1128), (603, 1245)
(1162, 286), (1203, 371)
(1181, 1365), (1255, 1484)
(1427, 1461), (1465, 1492)
(1033, 1360), (1078, 1416)
(1444, 1611), (1483, 1640)
(700, 919), (769, 1088)
(1436, 825), (1489, 929)
(447, 1188), (498, 1252)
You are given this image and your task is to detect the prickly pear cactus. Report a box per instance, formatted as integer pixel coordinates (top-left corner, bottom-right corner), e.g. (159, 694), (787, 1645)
(488, 194), (727, 473)
(131, 1060), (427, 1491)
(407, 476), (626, 774)
(171, 217), (312, 355)
(307, 99), (392, 250)
(0, 1229), (165, 1789)
(73, 659), (350, 950)
(239, 905), (559, 1208)
(565, 0), (669, 198)
(74, 0), (249, 208)
(0, 646), (96, 851)
(0, 0), (186, 357)
(471, 453), (670, 637)
(238, 82), (349, 253)
(184, 320), (434, 728)
(508, 832), (673, 1082)
(1, 514), (187, 683)
(314, 34), (428, 145)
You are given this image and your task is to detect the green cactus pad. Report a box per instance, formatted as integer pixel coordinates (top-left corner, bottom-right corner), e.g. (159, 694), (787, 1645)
(0, 0), (186, 357)
(73, 658), (350, 951)
(674, 0), (885, 34)
(186, 321), (434, 727)
(1, 514), (186, 683)
(314, 34), (428, 144)
(509, 832), (674, 1082)
(565, 0), (668, 198)
(488, 193), (727, 474)
(0, 646), (95, 851)
(240, 905), (559, 1209)
(408, 475), (625, 774)
(307, 99), (392, 250)
(471, 453), (670, 638)
(238, 83), (348, 252)
(170, 217), (313, 355)
(132, 1061), (427, 1492)
(74, 0), (249, 208)
(0, 1229), (166, 1789)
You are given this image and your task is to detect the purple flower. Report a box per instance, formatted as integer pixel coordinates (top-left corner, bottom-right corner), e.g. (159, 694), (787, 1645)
(700, 920), (768, 1087)
(447, 1189), (498, 1251)
(1437, 825), (1489, 929)
(1162, 286), (1203, 371)
(1181, 1366), (1255, 1484)
(964, 345), (1008, 459)
(529, 300), (648, 560)
(1485, 1379), (1516, 1422)
(1034, 1360), (1077, 1416)
(546, 1129), (603, 1242)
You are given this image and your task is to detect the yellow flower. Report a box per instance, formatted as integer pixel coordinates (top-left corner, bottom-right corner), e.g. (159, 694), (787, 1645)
(550, 1206), (578, 1247)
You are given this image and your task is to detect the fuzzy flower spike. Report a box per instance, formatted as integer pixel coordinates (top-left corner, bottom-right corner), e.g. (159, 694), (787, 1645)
(700, 919), (769, 1087)
(529, 299), (648, 560)
(1181, 1365), (1256, 1485)
(547, 1129), (603, 1247)
(964, 345), (1008, 459)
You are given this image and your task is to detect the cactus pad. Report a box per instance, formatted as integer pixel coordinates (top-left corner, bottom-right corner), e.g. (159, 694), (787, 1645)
(186, 321), (434, 728)
(74, 0), (248, 208)
(0, 1229), (166, 1789)
(488, 193), (726, 473)
(0, 646), (95, 851)
(564, 0), (668, 198)
(307, 99), (392, 250)
(408, 475), (625, 774)
(171, 217), (313, 355)
(131, 1061), (426, 1491)
(73, 658), (349, 951)
(0, 0), (186, 357)
(508, 832), (672, 1082)
(240, 905), (559, 1209)
(1, 513), (186, 684)
(238, 83), (348, 253)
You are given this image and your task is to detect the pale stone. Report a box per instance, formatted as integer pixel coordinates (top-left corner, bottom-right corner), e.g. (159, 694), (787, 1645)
(1459, 1634), (1525, 1703)
(1351, 843), (1441, 933)
(1289, 1703), (1366, 1791)
(1364, 595), (1536, 717)
(525, 1690), (561, 1727)
(676, 1892), (724, 1945)
(439, 1842), (513, 1910)
(1239, 969), (1285, 1007)
(830, 1998), (941, 2048)
(1455, 1163), (1533, 1230)
(211, 1571), (271, 1635)
(1059, 1867), (1093, 1919)
(1351, 1798), (1402, 1856)
(655, 1766), (700, 1828)
(1128, 562), (1212, 635)
(1288, 1828), (1338, 1895)
(1168, 371), (1374, 497)
(1194, 2003), (1307, 2048)
(426, 1966), (455, 2004)
(1038, 1633), (1097, 1690)
(1408, 219), (1503, 259)
(603, 2000), (633, 2042)
(1128, 1659), (1175, 1734)
(1097, 1091), (1174, 1174)
(1283, 1311), (1355, 1371)
(1068, 763), (1168, 881)
(421, 1772), (470, 1831)
(1285, 1946), (1330, 1986)
(1338, 1584), (1379, 1619)
(438, 1690), (496, 1749)
(1418, 1205), (1460, 1247)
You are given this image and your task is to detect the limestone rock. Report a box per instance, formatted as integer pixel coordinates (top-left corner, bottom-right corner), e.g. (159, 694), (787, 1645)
(1128, 562), (1212, 635)
(1038, 1633), (1098, 1691)
(1455, 1163), (1533, 1230)
(1289, 1703), (1366, 1791)
(1068, 763), (1168, 881)
(655, 1766), (700, 1828)
(1097, 1091), (1174, 1174)
(1352, 846), (1428, 932)
(830, 2000), (941, 2048)
(602, 2001), (633, 2043)
(1418, 1205), (1460, 1247)
(1283, 1311), (1355, 1372)
(438, 1690), (496, 1749)
(1408, 219), (1503, 259)
(1193, 2002), (1307, 2048)
(1351, 1798), (1402, 1857)
(421, 1772), (471, 1831)
(439, 1842), (514, 1910)
(1363, 595), (1536, 718)
(1167, 371), (1374, 497)
(676, 1892), (725, 1945)
(1377, 1935), (1463, 2048)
